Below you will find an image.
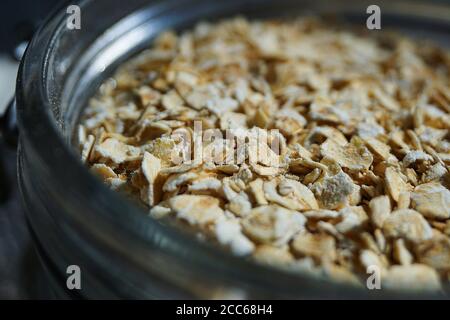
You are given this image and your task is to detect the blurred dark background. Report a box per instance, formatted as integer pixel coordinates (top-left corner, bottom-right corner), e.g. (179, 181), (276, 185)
(0, 0), (62, 300)
(0, 0), (62, 54)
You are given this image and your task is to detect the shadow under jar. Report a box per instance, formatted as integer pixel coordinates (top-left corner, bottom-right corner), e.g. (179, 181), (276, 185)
(15, 0), (450, 299)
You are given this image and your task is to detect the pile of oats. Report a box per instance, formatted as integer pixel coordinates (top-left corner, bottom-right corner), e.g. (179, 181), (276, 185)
(78, 17), (450, 291)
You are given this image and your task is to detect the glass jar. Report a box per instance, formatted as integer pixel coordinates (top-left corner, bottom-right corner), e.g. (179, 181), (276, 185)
(15, 0), (450, 298)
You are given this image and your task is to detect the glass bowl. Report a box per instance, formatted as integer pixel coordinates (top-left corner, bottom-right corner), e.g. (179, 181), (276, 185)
(15, 0), (450, 298)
